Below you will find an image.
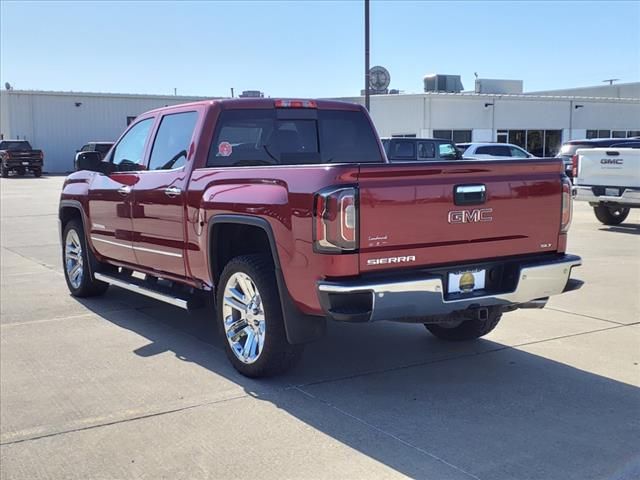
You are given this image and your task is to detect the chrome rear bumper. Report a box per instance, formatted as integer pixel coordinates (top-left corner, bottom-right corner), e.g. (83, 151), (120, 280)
(573, 186), (640, 206)
(317, 254), (582, 323)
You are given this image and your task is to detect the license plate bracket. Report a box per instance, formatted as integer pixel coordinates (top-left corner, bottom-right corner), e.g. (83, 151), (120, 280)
(605, 187), (619, 196)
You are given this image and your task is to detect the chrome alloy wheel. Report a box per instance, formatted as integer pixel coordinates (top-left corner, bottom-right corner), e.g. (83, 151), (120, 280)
(222, 272), (265, 364)
(65, 229), (84, 289)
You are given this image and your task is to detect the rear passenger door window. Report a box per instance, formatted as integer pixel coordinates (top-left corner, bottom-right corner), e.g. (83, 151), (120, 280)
(509, 146), (529, 158)
(148, 112), (198, 170)
(417, 141), (435, 160)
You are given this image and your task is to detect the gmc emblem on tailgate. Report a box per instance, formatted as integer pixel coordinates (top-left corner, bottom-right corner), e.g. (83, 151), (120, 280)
(448, 208), (493, 224)
(601, 158), (623, 165)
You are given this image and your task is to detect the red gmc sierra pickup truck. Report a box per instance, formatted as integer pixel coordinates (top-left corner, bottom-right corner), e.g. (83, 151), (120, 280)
(59, 98), (583, 377)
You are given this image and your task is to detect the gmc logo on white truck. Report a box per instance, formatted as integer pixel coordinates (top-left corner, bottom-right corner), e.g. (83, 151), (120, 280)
(448, 208), (493, 224)
(601, 158), (623, 165)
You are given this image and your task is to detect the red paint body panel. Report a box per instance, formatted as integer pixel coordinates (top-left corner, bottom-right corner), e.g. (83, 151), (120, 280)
(60, 98), (569, 317)
(357, 161), (564, 272)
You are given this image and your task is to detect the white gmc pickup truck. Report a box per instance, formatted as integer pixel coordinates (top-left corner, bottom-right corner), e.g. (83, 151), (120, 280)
(572, 145), (640, 225)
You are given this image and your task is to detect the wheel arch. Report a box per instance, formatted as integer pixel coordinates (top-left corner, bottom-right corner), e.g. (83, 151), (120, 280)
(208, 214), (325, 345)
(59, 200), (88, 242)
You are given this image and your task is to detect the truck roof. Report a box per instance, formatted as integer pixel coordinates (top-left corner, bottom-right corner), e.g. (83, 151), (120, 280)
(144, 98), (362, 115)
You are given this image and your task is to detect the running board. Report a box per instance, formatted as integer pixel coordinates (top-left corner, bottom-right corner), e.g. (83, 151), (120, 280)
(94, 272), (189, 309)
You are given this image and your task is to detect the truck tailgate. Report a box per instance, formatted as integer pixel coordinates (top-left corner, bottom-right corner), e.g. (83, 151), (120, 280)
(576, 148), (640, 188)
(358, 159), (564, 272)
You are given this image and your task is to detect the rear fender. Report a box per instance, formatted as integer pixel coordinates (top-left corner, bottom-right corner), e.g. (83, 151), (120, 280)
(207, 214), (326, 345)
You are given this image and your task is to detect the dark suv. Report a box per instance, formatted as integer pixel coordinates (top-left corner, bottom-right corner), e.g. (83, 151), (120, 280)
(381, 137), (461, 162)
(558, 138), (640, 179)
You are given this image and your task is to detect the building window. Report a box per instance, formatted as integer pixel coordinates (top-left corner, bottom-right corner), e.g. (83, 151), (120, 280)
(498, 129), (561, 156)
(585, 129), (637, 139)
(508, 130), (526, 148)
(526, 130), (544, 157)
(544, 130), (562, 157)
(433, 130), (471, 143)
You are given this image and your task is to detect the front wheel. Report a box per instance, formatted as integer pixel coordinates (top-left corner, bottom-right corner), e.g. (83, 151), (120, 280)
(217, 255), (302, 378)
(62, 220), (109, 297)
(425, 310), (502, 341)
(593, 205), (630, 225)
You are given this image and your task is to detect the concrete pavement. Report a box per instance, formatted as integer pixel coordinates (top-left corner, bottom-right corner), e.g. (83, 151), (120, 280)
(1, 176), (639, 479)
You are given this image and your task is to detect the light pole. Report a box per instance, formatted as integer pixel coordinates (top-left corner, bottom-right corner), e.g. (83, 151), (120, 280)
(364, 0), (370, 111)
(485, 101), (495, 141)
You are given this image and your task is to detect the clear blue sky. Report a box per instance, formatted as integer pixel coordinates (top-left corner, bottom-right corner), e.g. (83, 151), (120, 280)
(1, 0), (639, 98)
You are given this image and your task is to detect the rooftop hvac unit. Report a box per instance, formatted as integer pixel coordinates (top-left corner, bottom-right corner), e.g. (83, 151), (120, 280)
(239, 90), (264, 98)
(423, 74), (464, 93)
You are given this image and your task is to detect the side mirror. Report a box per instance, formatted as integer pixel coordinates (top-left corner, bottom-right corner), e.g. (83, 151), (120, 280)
(76, 151), (103, 172)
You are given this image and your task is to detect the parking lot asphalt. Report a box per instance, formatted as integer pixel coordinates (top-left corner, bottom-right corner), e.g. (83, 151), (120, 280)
(1, 175), (639, 480)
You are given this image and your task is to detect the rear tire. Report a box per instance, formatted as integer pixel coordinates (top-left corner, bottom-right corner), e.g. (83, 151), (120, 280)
(62, 219), (109, 297)
(425, 310), (502, 341)
(593, 205), (630, 225)
(1, 166), (8, 178)
(217, 254), (303, 378)
(33, 168), (42, 177)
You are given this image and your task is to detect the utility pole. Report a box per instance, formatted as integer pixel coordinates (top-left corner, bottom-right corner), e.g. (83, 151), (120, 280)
(364, 0), (370, 111)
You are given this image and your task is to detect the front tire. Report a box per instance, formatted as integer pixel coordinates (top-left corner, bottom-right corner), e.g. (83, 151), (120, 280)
(217, 255), (302, 378)
(425, 310), (502, 341)
(593, 205), (630, 225)
(62, 219), (109, 297)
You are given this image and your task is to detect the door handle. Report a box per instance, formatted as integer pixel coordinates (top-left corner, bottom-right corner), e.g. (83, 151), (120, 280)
(118, 185), (132, 196)
(164, 186), (182, 198)
(454, 184), (486, 205)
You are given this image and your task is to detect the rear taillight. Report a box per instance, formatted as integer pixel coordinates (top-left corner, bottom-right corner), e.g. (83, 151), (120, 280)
(274, 99), (317, 108)
(561, 177), (572, 233)
(313, 186), (358, 253)
(571, 154), (579, 178)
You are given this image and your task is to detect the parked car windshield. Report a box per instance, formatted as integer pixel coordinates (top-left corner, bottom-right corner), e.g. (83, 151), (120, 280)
(207, 109), (383, 166)
(0, 141), (33, 151)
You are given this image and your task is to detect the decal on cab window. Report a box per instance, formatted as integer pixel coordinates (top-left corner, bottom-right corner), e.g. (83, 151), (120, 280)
(218, 141), (233, 157)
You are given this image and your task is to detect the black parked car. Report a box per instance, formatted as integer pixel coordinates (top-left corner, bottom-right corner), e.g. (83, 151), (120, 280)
(381, 137), (461, 162)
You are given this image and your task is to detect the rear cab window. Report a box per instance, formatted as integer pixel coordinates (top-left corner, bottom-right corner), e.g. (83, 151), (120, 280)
(0, 141), (33, 151)
(207, 108), (383, 166)
(95, 144), (112, 155)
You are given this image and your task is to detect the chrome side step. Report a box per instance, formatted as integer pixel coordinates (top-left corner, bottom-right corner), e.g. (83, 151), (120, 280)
(94, 272), (189, 309)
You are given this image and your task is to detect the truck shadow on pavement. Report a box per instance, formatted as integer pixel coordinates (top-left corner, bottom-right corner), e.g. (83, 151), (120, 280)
(75, 291), (640, 480)
(599, 224), (640, 235)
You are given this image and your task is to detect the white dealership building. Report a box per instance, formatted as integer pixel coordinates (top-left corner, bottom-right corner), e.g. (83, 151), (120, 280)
(1, 80), (639, 173)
